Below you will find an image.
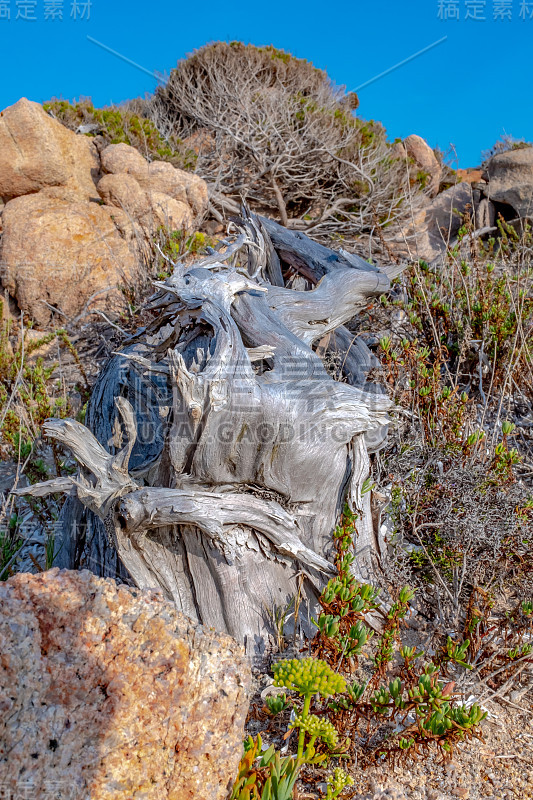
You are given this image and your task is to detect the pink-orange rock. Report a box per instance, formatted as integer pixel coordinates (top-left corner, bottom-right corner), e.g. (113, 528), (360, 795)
(0, 193), (139, 326)
(100, 142), (149, 181)
(97, 172), (150, 218)
(143, 161), (188, 204)
(100, 143), (208, 219)
(176, 170), (209, 219)
(0, 98), (100, 202)
(96, 173), (194, 233)
(145, 161), (208, 218)
(404, 134), (442, 198)
(150, 191), (193, 231)
(391, 141), (407, 161)
(457, 167), (484, 185)
(0, 569), (251, 800)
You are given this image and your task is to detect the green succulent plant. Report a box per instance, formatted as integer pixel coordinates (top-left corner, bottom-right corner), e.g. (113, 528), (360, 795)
(273, 657), (346, 760)
(272, 657), (346, 698)
(265, 693), (289, 716)
(326, 767), (354, 799)
(290, 713), (339, 762)
(230, 734), (302, 800)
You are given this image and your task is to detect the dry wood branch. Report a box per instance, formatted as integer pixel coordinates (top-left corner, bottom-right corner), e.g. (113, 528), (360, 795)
(14, 398), (138, 517)
(267, 268), (389, 346)
(118, 489), (335, 574)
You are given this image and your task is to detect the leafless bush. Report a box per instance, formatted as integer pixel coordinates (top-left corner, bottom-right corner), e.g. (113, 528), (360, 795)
(149, 42), (426, 254)
(381, 441), (533, 622)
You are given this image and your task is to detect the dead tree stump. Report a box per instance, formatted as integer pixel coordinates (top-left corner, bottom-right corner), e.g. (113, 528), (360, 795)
(19, 211), (395, 658)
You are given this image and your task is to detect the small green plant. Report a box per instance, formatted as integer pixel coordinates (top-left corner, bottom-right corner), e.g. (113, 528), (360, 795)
(312, 505), (380, 668)
(325, 768), (353, 799)
(0, 515), (25, 581)
(152, 227), (218, 280)
(230, 656), (349, 797)
(230, 734), (302, 800)
(0, 311), (85, 579)
(522, 600), (533, 616)
(490, 437), (521, 483)
(441, 636), (472, 670)
(233, 505), (515, 798)
(272, 657), (346, 761)
(0, 313), (88, 465)
(379, 335), (470, 447)
(325, 657), (486, 761)
(265, 693), (289, 716)
(372, 585), (415, 676)
(289, 713), (339, 762)
(309, 510), (487, 763)
(44, 527), (60, 571)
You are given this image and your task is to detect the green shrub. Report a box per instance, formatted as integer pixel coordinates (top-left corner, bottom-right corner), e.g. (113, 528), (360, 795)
(43, 98), (197, 171)
(232, 508), (500, 798)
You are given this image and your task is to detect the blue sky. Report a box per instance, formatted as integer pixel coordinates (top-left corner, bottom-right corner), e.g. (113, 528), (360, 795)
(1, 0), (532, 166)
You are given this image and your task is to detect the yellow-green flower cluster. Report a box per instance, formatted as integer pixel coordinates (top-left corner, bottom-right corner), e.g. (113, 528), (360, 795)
(272, 657), (346, 697)
(290, 713), (339, 748)
(326, 767), (354, 798)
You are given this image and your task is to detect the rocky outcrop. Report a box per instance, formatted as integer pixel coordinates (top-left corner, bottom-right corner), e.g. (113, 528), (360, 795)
(395, 182), (474, 262)
(101, 143), (209, 218)
(483, 145), (533, 218)
(403, 134), (442, 198)
(96, 171), (193, 234)
(0, 569), (251, 800)
(100, 140), (150, 179)
(0, 97), (100, 202)
(457, 167), (484, 185)
(97, 172), (150, 218)
(395, 145), (533, 262)
(0, 99), (208, 326)
(150, 191), (193, 231)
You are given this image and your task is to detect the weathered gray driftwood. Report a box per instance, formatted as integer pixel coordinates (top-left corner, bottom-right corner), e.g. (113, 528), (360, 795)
(17, 211), (393, 656)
